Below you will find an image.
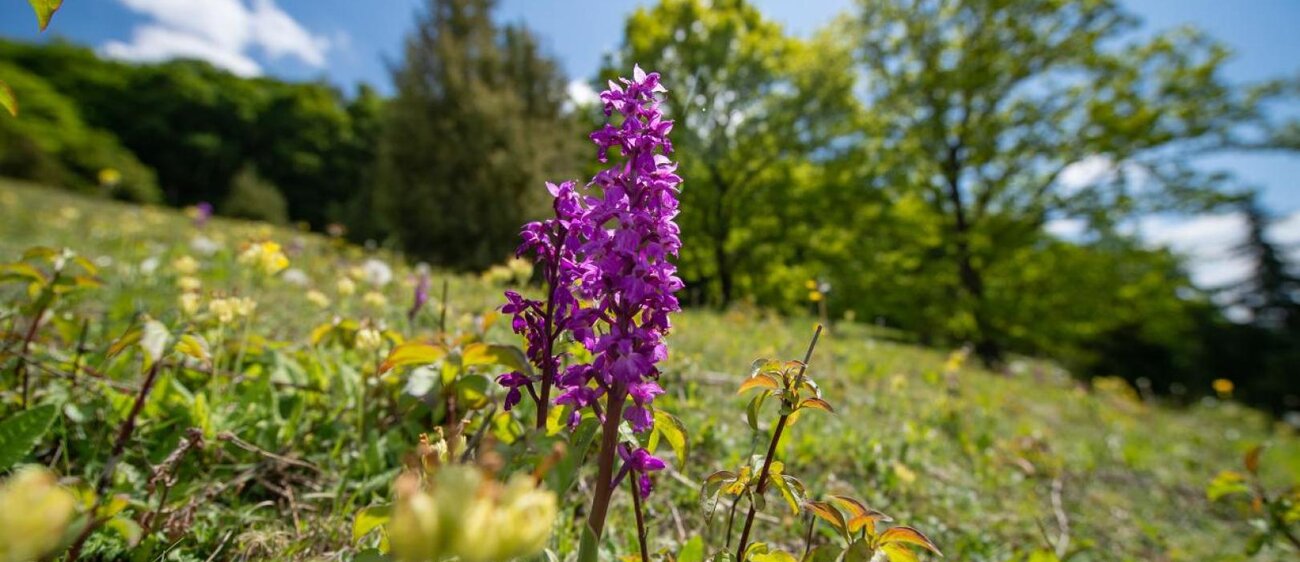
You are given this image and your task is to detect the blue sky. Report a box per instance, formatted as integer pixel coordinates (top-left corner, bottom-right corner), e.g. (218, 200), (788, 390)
(2, 0), (1299, 289)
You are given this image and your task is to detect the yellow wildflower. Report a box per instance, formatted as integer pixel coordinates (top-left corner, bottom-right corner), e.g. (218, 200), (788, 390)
(238, 241), (289, 276)
(0, 466), (78, 562)
(306, 290), (331, 308)
(337, 277), (357, 296)
(1213, 378), (1234, 397)
(179, 293), (201, 316)
(208, 298), (236, 324)
(177, 276), (202, 292)
(172, 255), (199, 275)
(356, 327), (383, 351)
(363, 291), (388, 309)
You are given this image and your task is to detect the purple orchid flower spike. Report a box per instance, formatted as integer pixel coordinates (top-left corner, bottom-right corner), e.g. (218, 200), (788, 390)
(408, 270), (430, 322)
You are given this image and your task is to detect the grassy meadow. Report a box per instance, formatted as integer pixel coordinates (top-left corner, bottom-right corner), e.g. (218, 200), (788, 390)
(1, 177), (1297, 561)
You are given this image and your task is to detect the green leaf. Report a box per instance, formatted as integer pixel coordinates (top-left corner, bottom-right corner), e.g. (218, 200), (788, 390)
(107, 325), (143, 359)
(105, 516), (142, 546)
(843, 540), (874, 562)
(746, 392), (768, 432)
(0, 79), (15, 117)
(1206, 470), (1250, 501)
(797, 398), (834, 414)
(548, 416), (600, 496)
(454, 374), (492, 410)
(28, 0), (63, 31)
(175, 333), (211, 364)
(353, 505), (391, 546)
(805, 544), (843, 562)
(378, 342), (447, 374)
(0, 404), (58, 471)
(678, 536), (705, 562)
(578, 522), (600, 562)
(766, 462), (803, 515)
(651, 409), (689, 466)
(880, 544), (919, 562)
(461, 343), (531, 375)
(751, 551), (799, 562)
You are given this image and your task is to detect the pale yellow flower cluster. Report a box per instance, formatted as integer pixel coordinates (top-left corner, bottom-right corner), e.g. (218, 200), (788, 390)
(388, 466), (557, 562)
(306, 290), (331, 308)
(0, 467), (78, 562)
(337, 277), (357, 296)
(481, 257), (534, 286)
(208, 296), (257, 324)
(238, 241), (289, 276)
(355, 326), (383, 351)
(363, 291), (388, 309)
(173, 255), (204, 314)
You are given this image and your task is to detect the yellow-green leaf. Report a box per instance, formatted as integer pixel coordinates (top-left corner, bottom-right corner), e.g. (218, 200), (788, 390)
(1206, 470), (1249, 501)
(830, 495), (890, 536)
(798, 398), (835, 414)
(738, 373), (781, 394)
(175, 333), (211, 363)
(353, 505), (391, 551)
(105, 516), (142, 546)
(0, 79), (15, 117)
(651, 409), (689, 466)
(454, 374), (492, 410)
(0, 263), (45, 284)
(108, 325), (143, 358)
(880, 543), (919, 562)
(806, 500), (849, 541)
(878, 526), (942, 556)
(461, 343), (530, 374)
(379, 342), (447, 374)
(28, 0), (64, 31)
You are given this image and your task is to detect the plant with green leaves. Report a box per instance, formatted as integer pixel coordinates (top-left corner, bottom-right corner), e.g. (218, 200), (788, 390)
(2, 246), (101, 409)
(1208, 445), (1300, 556)
(702, 325), (941, 562)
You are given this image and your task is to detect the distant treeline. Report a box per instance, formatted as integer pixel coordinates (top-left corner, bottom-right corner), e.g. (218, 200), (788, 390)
(1, 0), (1298, 416)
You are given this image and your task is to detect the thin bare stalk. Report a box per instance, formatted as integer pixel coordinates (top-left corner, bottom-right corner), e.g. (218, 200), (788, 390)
(16, 273), (58, 408)
(724, 497), (740, 548)
(66, 359), (166, 559)
(629, 469), (650, 562)
(735, 324), (822, 560)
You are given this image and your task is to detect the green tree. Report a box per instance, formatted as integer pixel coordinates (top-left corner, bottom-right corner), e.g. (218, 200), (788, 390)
(843, 0), (1252, 364)
(609, 0), (859, 306)
(374, 0), (582, 269)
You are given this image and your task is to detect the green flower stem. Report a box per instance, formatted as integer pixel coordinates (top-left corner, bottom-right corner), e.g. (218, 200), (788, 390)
(735, 324), (822, 560)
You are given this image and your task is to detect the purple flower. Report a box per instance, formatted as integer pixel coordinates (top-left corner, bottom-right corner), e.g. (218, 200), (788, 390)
(619, 446), (666, 496)
(193, 202), (213, 227)
(498, 65), (681, 440)
(408, 271), (431, 322)
(496, 371), (531, 411)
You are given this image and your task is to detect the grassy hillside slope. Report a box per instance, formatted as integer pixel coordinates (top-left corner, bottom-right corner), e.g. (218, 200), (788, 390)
(1, 178), (1297, 561)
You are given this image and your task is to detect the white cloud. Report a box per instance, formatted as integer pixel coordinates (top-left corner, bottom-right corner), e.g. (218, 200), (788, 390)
(1138, 209), (1300, 316)
(566, 80), (600, 108)
(102, 0), (329, 77)
(1058, 155), (1117, 192)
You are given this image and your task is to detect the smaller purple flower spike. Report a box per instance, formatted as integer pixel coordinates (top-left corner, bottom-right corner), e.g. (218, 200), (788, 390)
(408, 271), (431, 322)
(193, 201), (213, 227)
(619, 446), (667, 496)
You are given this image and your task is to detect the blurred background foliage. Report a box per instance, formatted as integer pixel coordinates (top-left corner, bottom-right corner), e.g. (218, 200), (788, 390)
(1, 0), (1298, 417)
